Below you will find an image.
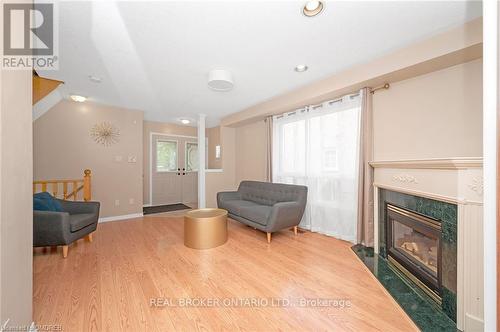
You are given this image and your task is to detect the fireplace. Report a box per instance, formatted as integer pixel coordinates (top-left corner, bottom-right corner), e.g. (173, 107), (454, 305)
(386, 204), (442, 303)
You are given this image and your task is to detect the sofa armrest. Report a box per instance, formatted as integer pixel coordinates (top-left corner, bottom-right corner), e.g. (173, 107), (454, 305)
(33, 210), (71, 246)
(58, 199), (100, 216)
(267, 201), (306, 232)
(217, 191), (241, 206)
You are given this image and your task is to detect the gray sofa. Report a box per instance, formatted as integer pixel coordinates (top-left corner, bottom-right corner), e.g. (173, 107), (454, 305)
(33, 199), (100, 258)
(217, 181), (307, 242)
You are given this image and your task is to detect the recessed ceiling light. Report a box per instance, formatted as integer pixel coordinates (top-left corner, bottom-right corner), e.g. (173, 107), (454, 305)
(294, 64), (308, 72)
(70, 94), (87, 102)
(88, 75), (102, 83)
(303, 0), (324, 17)
(180, 119), (190, 125)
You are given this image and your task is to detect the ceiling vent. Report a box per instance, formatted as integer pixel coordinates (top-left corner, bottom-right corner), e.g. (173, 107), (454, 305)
(207, 69), (234, 91)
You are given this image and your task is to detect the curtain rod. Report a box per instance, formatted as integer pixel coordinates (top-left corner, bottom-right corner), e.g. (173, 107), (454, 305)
(370, 83), (390, 94)
(272, 90), (363, 120)
(271, 84), (389, 121)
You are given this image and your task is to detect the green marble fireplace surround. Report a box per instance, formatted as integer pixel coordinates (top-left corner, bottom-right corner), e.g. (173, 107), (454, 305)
(377, 189), (457, 324)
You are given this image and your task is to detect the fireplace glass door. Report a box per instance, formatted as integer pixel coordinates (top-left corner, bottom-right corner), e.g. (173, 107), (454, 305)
(386, 204), (442, 300)
(392, 220), (438, 278)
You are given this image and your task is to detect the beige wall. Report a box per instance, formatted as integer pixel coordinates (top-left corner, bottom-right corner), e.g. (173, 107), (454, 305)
(0, 69), (33, 325)
(34, 100), (144, 218)
(230, 60), (483, 186)
(373, 59), (483, 160)
(207, 126), (221, 169)
(206, 126), (237, 207)
(235, 120), (267, 184)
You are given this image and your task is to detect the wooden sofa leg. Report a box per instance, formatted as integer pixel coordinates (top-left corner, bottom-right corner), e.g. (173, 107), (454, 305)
(294, 226), (298, 236)
(267, 232), (272, 243)
(86, 232), (93, 243)
(62, 245), (68, 258)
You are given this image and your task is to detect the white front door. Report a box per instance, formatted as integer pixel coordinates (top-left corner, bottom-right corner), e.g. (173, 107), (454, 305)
(182, 140), (198, 205)
(151, 134), (198, 206)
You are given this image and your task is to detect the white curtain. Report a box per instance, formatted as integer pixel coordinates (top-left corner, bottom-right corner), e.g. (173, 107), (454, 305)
(272, 93), (361, 242)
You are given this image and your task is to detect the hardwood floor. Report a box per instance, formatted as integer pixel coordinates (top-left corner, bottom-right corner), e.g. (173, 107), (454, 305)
(33, 215), (418, 331)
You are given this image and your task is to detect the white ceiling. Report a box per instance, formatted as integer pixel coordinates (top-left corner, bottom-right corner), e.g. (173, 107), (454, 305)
(39, 1), (482, 127)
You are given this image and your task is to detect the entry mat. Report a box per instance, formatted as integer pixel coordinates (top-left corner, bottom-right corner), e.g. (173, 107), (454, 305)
(143, 203), (191, 215)
(351, 244), (457, 332)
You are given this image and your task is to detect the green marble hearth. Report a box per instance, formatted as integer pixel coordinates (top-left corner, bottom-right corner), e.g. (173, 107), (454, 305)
(378, 189), (457, 322)
(352, 245), (457, 332)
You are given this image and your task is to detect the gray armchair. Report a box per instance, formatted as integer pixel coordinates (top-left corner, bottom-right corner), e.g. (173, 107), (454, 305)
(217, 181), (307, 243)
(33, 199), (100, 258)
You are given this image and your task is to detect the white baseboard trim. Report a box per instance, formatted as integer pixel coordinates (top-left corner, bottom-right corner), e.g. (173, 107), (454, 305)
(99, 213), (143, 223)
(465, 313), (484, 332)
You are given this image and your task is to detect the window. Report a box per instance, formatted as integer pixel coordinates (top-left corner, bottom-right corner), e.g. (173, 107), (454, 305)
(273, 93), (361, 241)
(156, 140), (177, 172)
(280, 120), (306, 174)
(186, 142), (199, 171)
(323, 148), (338, 171)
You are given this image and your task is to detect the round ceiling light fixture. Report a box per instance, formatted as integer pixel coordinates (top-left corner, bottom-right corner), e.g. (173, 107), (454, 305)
(180, 119), (190, 125)
(208, 69), (234, 91)
(303, 0), (324, 17)
(294, 64), (308, 72)
(70, 94), (87, 102)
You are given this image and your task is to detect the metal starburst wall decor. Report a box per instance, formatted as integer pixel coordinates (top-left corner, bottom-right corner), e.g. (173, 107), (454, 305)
(90, 122), (120, 146)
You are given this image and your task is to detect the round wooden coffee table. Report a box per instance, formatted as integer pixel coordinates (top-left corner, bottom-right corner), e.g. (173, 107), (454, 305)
(184, 208), (228, 249)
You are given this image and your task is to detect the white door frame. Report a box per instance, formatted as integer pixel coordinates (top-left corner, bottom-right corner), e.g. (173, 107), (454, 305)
(149, 132), (197, 206)
(148, 132), (208, 206)
(483, 1), (498, 330)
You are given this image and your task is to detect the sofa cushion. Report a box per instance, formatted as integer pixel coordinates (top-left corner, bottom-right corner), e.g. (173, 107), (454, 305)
(219, 199), (260, 216)
(239, 205), (272, 226)
(238, 181), (307, 206)
(69, 213), (96, 232)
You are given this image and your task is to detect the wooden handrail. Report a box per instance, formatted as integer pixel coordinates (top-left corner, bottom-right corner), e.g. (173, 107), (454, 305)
(33, 169), (92, 201)
(33, 179), (86, 184)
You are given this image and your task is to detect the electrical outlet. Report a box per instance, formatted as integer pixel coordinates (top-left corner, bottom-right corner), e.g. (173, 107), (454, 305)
(114, 199), (120, 206)
(129, 198), (135, 205)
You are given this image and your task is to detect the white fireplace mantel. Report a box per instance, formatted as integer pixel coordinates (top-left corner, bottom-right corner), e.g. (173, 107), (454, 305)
(370, 157), (483, 332)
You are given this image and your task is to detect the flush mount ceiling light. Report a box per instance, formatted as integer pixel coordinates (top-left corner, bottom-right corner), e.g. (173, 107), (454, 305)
(70, 94), (87, 102)
(208, 69), (234, 91)
(294, 64), (308, 72)
(303, 0), (324, 17)
(180, 119), (190, 125)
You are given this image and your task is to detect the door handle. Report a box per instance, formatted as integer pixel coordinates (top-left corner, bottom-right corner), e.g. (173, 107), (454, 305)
(182, 168), (185, 171)
(182, 172), (186, 175)
(177, 172), (180, 175)
(177, 168), (181, 171)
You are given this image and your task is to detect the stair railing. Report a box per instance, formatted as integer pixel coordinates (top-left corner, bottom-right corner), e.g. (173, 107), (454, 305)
(33, 169), (92, 201)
